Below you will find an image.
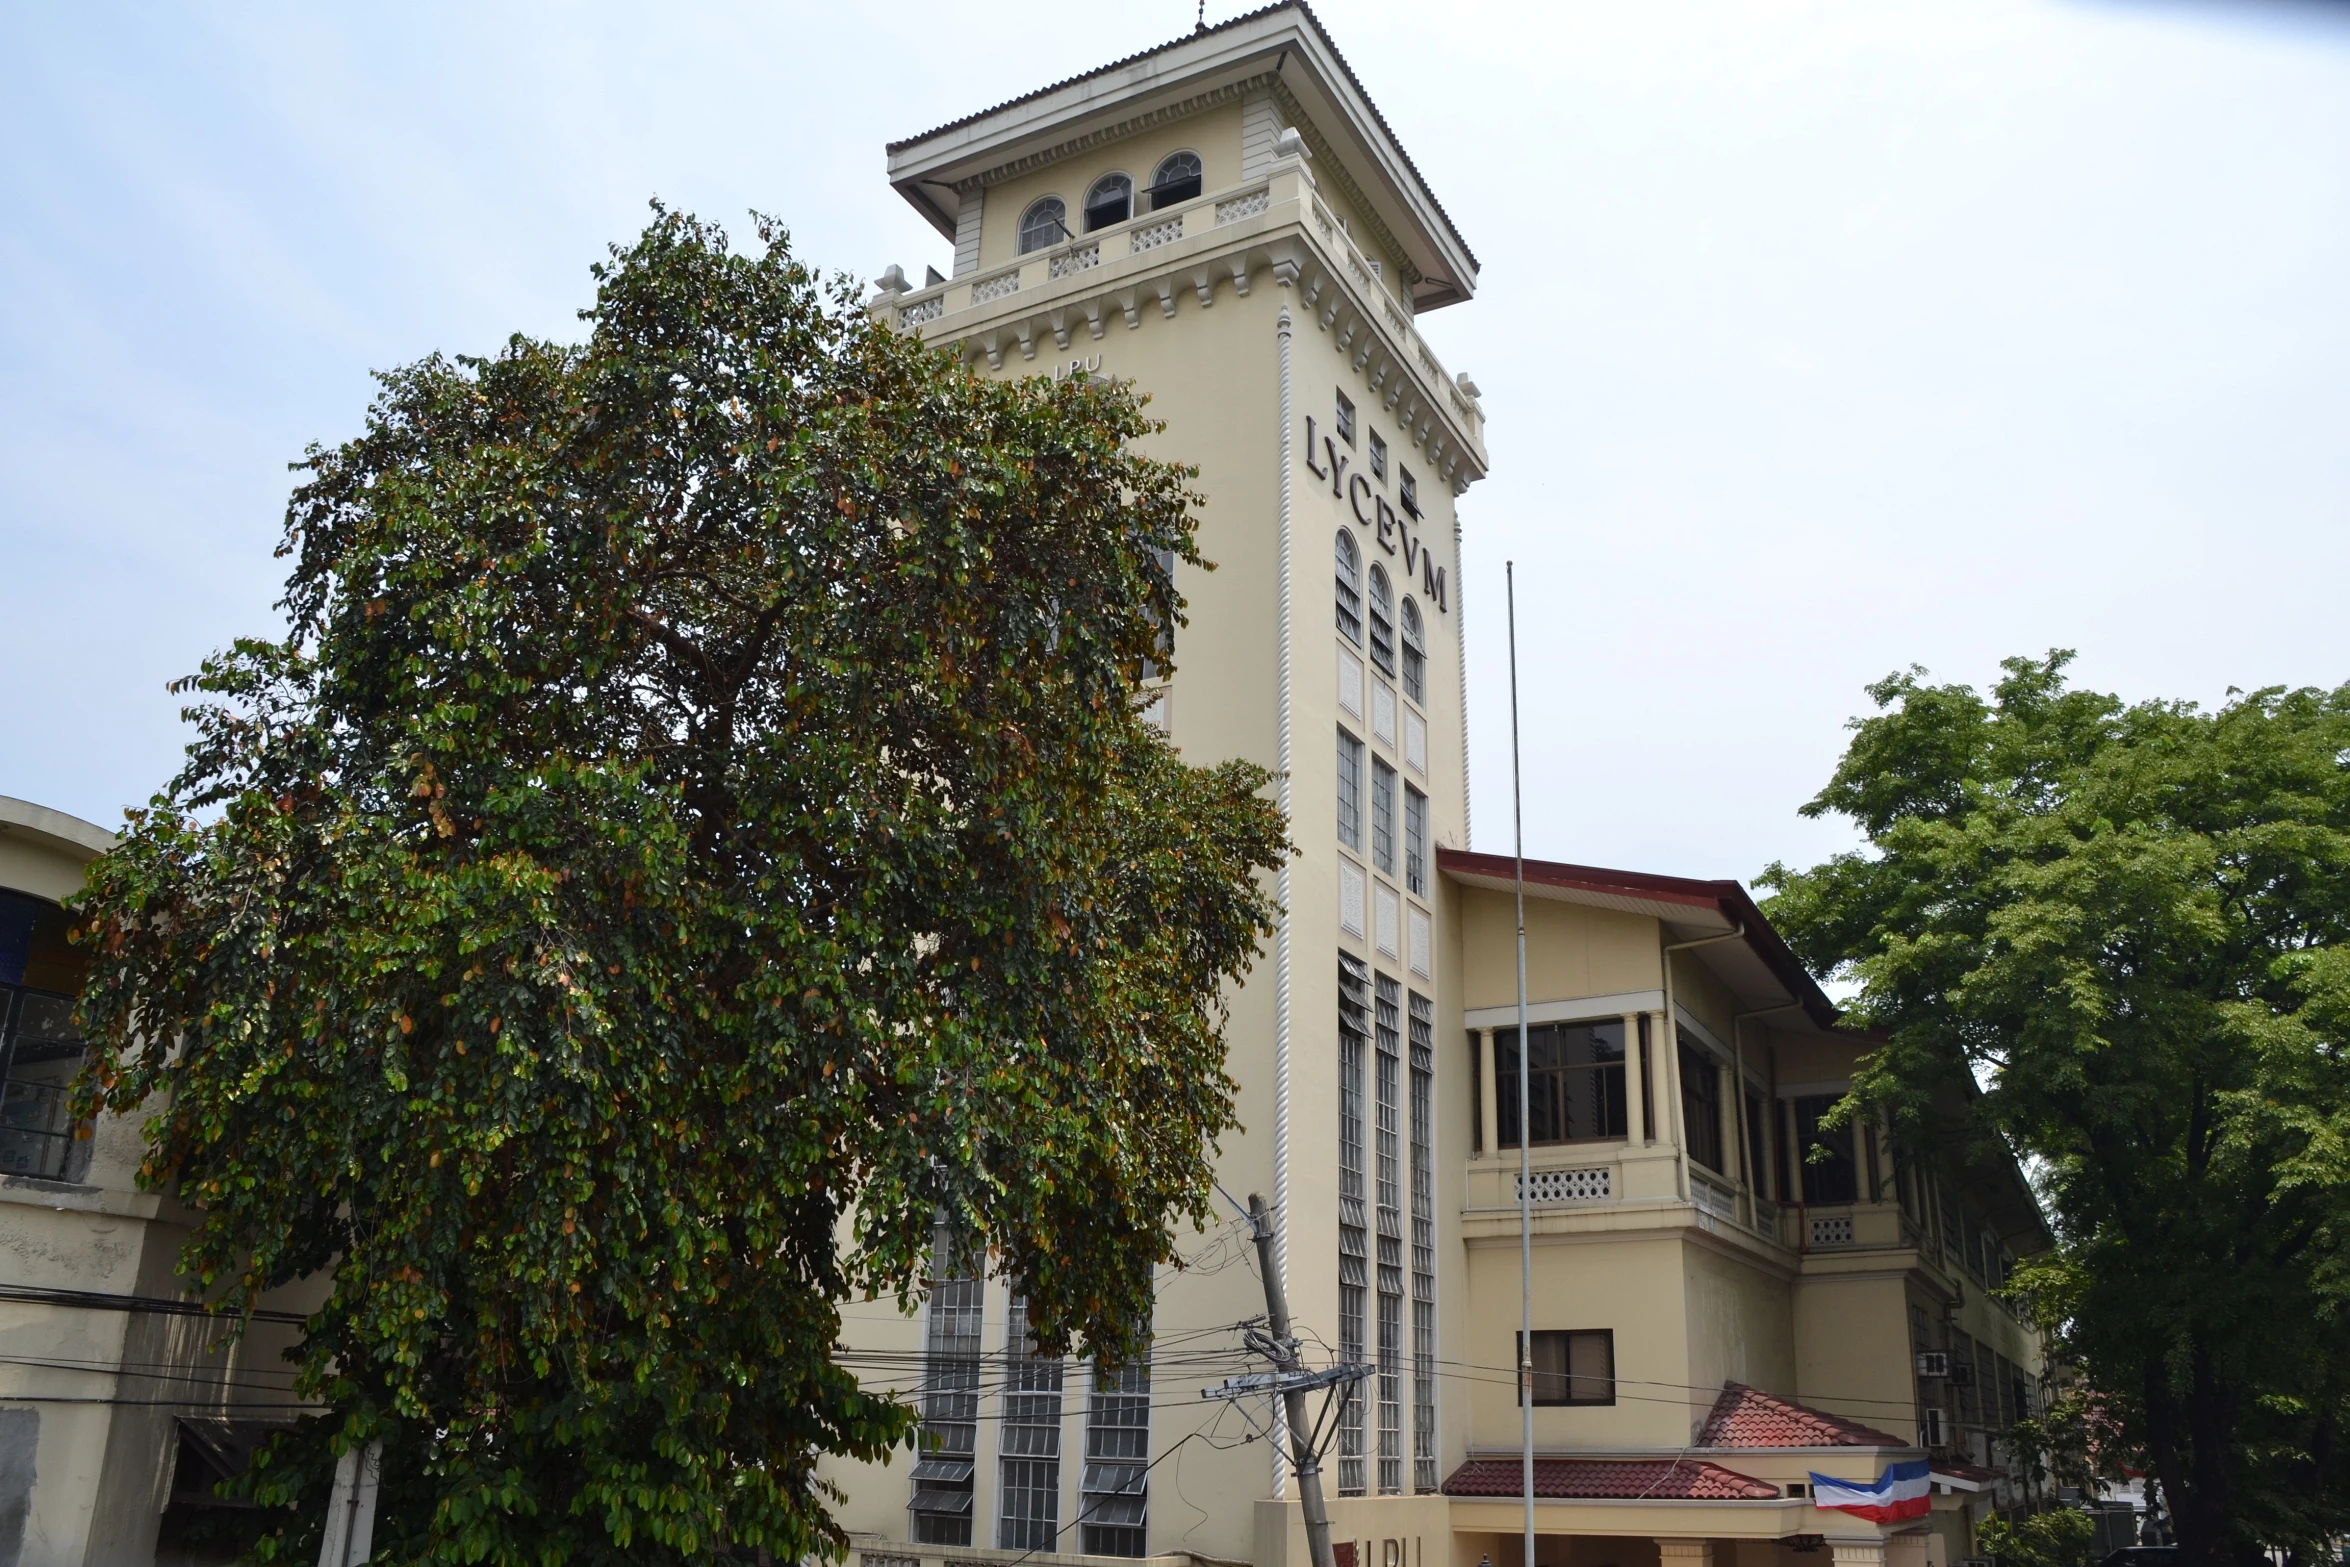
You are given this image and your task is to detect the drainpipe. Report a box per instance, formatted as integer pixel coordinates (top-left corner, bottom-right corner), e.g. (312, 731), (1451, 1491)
(1730, 1002), (1804, 1230)
(1659, 924), (1743, 1203)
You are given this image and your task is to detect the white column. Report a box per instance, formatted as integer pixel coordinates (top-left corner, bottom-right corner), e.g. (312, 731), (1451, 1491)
(1621, 1012), (1646, 1147)
(1477, 1027), (1500, 1157)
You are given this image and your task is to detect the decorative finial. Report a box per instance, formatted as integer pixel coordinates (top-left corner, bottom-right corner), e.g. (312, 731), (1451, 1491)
(1197, 0), (1207, 32)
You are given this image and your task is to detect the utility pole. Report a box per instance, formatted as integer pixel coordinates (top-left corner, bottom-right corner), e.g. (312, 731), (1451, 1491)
(1244, 1192), (1337, 1567)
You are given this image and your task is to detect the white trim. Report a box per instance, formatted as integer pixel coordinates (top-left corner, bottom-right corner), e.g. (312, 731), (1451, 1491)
(1463, 990), (1662, 1031)
(0, 796), (117, 858)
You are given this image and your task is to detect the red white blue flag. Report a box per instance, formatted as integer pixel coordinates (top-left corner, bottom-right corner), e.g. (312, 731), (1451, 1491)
(1810, 1460), (1931, 1522)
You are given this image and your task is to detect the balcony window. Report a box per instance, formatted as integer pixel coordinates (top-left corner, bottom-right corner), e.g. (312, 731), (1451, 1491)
(1017, 197), (1068, 255)
(1083, 173), (1133, 232)
(1518, 1329), (1614, 1407)
(1145, 150), (1203, 210)
(0, 891), (91, 1183)
(1792, 1094), (1858, 1205)
(1494, 1021), (1629, 1146)
(1679, 1043), (1724, 1173)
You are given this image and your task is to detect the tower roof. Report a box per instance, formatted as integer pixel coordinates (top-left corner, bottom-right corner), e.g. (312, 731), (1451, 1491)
(884, 2), (1478, 310)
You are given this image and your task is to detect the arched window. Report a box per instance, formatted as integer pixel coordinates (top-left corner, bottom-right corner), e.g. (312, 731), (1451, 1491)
(1400, 597), (1425, 704)
(1082, 173), (1133, 232)
(1018, 197), (1068, 255)
(1367, 564), (1395, 675)
(1146, 151), (1204, 210)
(1335, 530), (1362, 645)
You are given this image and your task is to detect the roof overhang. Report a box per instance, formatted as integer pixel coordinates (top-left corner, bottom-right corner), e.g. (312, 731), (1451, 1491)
(1437, 849), (1842, 1030)
(0, 795), (116, 860)
(885, 3), (1478, 311)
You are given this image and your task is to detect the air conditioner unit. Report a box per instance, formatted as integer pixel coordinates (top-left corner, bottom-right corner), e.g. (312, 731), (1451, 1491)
(1915, 1351), (1950, 1379)
(1921, 1406), (1950, 1448)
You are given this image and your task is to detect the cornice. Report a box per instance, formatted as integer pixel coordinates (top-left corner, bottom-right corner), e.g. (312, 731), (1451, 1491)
(960, 75), (1274, 196)
(1267, 75), (1424, 291)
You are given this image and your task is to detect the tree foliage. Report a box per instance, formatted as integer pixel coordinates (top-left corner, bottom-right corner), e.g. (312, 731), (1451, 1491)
(71, 208), (1286, 1563)
(1759, 653), (2350, 1566)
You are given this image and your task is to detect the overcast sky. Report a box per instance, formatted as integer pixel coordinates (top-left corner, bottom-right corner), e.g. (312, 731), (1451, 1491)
(6, 0), (2347, 888)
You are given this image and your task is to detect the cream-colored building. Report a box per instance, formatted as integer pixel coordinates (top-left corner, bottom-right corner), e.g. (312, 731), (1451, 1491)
(828, 10), (2046, 1567)
(0, 796), (314, 1567)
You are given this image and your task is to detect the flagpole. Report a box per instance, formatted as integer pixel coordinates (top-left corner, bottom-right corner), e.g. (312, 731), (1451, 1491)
(1508, 562), (1534, 1567)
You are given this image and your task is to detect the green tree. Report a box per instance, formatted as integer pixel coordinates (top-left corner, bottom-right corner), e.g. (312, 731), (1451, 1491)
(1980, 1505), (2097, 1567)
(1759, 654), (2350, 1567)
(72, 208), (1286, 1564)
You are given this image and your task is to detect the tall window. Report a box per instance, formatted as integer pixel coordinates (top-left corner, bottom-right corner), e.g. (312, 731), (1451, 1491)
(1335, 391), (1356, 446)
(1407, 992), (1436, 1492)
(1018, 197), (1068, 255)
(0, 891), (89, 1182)
(1081, 1358), (1151, 1557)
(1368, 429), (1387, 480)
(1083, 172), (1133, 232)
(1335, 529), (1363, 644)
(1373, 976), (1404, 1495)
(1519, 1330), (1615, 1406)
(910, 1231), (982, 1544)
(1399, 598), (1425, 704)
(997, 1294), (1065, 1550)
(1370, 760), (1397, 876)
(1681, 1043), (1724, 1173)
(1337, 730), (1364, 850)
(1495, 1022), (1630, 1146)
(1336, 956), (1370, 1496)
(1744, 1089), (1770, 1197)
(1793, 1094), (1858, 1204)
(1398, 466), (1419, 518)
(1146, 150), (1202, 209)
(1367, 565), (1395, 675)
(1403, 786), (1427, 897)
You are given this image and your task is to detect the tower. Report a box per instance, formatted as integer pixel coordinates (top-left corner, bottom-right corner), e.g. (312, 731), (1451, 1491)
(828, 7), (1489, 1562)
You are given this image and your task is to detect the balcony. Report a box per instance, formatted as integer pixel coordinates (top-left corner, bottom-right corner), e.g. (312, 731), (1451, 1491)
(871, 159), (1488, 489)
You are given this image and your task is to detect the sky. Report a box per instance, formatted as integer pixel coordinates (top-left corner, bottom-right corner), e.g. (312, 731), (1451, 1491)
(5, 0), (2347, 888)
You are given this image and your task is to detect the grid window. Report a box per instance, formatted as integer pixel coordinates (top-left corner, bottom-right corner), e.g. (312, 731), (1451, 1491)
(1793, 1094), (1859, 1204)
(1399, 598), (1425, 705)
(1337, 955), (1371, 1496)
(1680, 1044), (1725, 1174)
(1335, 530), (1363, 645)
(1146, 150), (1203, 210)
(1081, 1358), (1152, 1557)
(1519, 1329), (1615, 1406)
(911, 1231), (983, 1544)
(1495, 1022), (1631, 1146)
(1367, 565), (1395, 675)
(1368, 429), (1387, 480)
(1403, 786), (1426, 897)
(997, 1295), (1065, 1551)
(1337, 730), (1365, 851)
(1018, 198), (1068, 255)
(1083, 172), (1133, 232)
(0, 891), (90, 1183)
(1371, 761), (1397, 877)
(1374, 976), (1404, 1495)
(1399, 466), (1419, 518)
(1407, 991), (1436, 1492)
(1336, 391), (1356, 446)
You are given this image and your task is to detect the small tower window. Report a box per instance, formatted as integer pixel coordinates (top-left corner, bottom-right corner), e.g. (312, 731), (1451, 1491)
(1147, 151), (1203, 210)
(1335, 529), (1363, 645)
(1367, 564), (1395, 676)
(1399, 597), (1425, 704)
(1018, 198), (1068, 255)
(1083, 173), (1133, 233)
(1398, 466), (1419, 518)
(1368, 429), (1387, 481)
(1335, 392), (1356, 447)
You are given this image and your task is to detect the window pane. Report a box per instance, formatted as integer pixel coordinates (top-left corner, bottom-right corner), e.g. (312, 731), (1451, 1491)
(1680, 1043), (1723, 1173)
(1795, 1095), (1858, 1204)
(1403, 786), (1426, 896)
(1567, 1330), (1615, 1404)
(1337, 731), (1364, 850)
(1371, 761), (1396, 875)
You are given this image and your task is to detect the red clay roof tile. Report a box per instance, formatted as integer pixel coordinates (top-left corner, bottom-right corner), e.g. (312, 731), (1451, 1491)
(1697, 1382), (1913, 1449)
(1441, 1458), (1780, 1502)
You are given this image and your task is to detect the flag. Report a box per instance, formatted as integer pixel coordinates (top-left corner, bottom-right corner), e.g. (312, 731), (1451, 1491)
(1810, 1460), (1930, 1522)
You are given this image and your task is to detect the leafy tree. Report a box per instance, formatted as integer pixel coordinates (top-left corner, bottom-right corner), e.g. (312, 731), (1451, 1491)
(1759, 654), (2350, 1567)
(1980, 1504), (2097, 1567)
(72, 208), (1286, 1564)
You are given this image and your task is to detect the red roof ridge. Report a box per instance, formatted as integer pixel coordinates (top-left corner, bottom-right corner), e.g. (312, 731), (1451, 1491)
(1697, 1381), (1915, 1450)
(1440, 1457), (1779, 1502)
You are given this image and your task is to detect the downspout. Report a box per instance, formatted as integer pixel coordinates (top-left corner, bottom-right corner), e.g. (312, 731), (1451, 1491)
(1270, 296), (1297, 1500)
(1659, 924), (1743, 1203)
(1730, 1002), (1804, 1230)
